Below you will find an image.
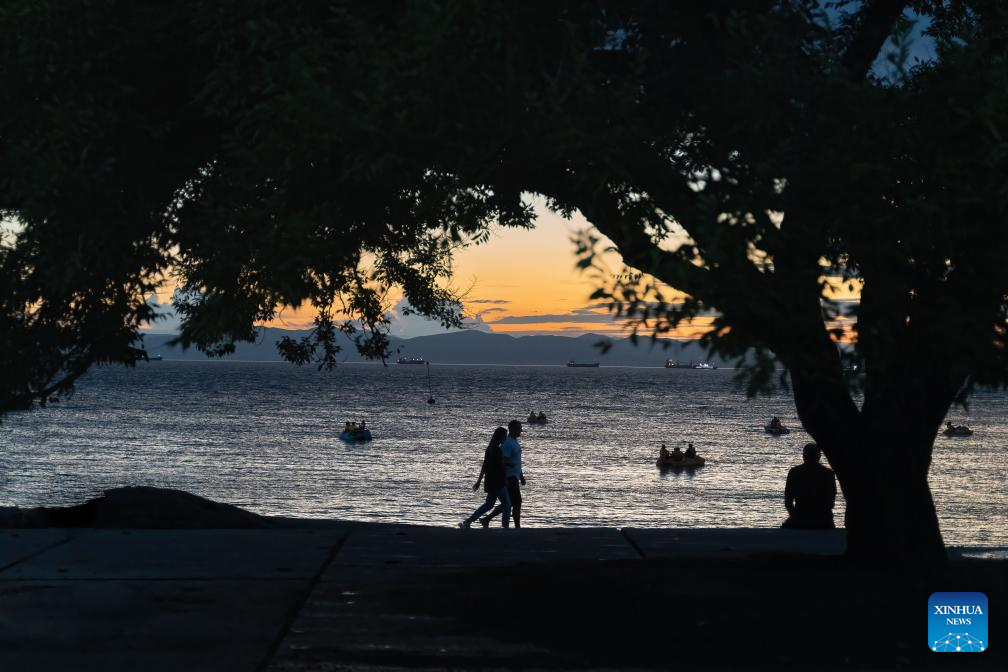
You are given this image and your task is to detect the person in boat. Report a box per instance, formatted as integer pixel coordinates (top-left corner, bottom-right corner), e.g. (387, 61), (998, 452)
(349, 421), (357, 432)
(459, 427), (512, 529)
(481, 420), (526, 528)
(684, 442), (697, 459)
(769, 417), (782, 430)
(360, 420), (367, 432)
(536, 411), (547, 422)
(528, 410), (536, 423)
(670, 444), (684, 461)
(659, 443), (671, 460)
(344, 421), (352, 434)
(782, 443), (837, 529)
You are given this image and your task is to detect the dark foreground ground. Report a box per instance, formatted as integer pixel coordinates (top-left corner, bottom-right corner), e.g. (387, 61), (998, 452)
(396, 556), (1004, 670)
(1, 488), (1003, 671)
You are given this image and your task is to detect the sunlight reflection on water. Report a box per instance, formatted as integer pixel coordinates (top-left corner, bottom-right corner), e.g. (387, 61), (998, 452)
(0, 362), (1004, 546)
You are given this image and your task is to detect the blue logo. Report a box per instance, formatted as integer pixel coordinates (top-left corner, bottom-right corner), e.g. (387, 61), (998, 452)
(929, 592), (988, 652)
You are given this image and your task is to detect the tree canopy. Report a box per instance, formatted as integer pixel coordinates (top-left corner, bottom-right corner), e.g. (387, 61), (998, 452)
(3, 0), (1006, 560)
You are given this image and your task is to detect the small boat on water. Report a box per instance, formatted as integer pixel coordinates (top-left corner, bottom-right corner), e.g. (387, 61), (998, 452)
(397, 356), (426, 365)
(340, 429), (373, 442)
(943, 424), (973, 437)
(656, 455), (706, 469)
(527, 413), (548, 425)
(147, 353), (163, 361)
(567, 361), (600, 367)
(765, 424), (790, 435)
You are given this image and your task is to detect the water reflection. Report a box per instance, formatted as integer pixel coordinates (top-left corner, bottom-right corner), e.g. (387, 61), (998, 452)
(0, 362), (1003, 546)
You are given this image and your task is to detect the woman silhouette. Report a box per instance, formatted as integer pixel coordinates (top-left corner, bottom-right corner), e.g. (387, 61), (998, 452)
(459, 427), (512, 529)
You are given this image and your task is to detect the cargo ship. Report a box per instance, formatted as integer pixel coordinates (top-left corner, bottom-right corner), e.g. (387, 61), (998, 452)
(665, 359), (717, 369)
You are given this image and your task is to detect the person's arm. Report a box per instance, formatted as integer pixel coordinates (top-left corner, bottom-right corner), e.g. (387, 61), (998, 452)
(473, 450), (490, 492)
(784, 470), (796, 515)
(516, 444), (525, 484)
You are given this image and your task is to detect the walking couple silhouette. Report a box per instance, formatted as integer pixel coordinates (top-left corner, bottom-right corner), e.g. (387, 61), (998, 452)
(459, 420), (526, 529)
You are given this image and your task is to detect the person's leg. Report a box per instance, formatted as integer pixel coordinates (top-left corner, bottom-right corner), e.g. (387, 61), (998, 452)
(498, 486), (512, 529)
(461, 491), (497, 528)
(481, 498), (504, 527)
(507, 476), (522, 528)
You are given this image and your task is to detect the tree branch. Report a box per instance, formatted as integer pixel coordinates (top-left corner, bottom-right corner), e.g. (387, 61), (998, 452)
(842, 0), (911, 81)
(568, 190), (711, 302)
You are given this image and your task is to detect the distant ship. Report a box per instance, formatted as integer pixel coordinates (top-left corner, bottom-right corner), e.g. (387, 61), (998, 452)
(567, 361), (600, 367)
(665, 359), (717, 369)
(397, 356), (427, 365)
(148, 354), (163, 361)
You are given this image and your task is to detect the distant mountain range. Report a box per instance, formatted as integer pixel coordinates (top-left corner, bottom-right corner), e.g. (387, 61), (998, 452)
(140, 328), (732, 367)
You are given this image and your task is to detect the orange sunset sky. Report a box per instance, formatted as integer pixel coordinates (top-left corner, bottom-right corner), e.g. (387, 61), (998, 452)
(262, 200), (654, 338)
(147, 198), (858, 340)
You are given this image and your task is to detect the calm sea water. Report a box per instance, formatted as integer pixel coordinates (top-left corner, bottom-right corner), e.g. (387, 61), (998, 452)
(0, 362), (1004, 547)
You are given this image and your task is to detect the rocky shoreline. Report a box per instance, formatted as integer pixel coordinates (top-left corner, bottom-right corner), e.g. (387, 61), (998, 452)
(0, 487), (273, 528)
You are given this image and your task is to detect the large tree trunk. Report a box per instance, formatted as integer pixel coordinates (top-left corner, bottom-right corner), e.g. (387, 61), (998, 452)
(840, 432), (945, 564)
(789, 362), (950, 565)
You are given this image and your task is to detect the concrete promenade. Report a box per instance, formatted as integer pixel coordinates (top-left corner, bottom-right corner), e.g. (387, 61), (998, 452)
(0, 525), (854, 671)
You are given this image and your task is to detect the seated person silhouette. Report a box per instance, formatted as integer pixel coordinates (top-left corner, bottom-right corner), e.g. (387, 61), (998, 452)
(684, 442), (697, 459)
(670, 444), (684, 461)
(782, 443), (837, 529)
(770, 417), (782, 430)
(660, 443), (671, 459)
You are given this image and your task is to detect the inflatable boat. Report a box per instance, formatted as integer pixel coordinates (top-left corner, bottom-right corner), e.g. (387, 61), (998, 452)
(942, 425), (973, 437)
(656, 455), (706, 469)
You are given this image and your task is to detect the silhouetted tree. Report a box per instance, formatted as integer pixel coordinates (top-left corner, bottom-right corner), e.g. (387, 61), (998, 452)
(0, 1), (535, 410)
(3, 1), (1005, 562)
(488, 0), (1006, 563)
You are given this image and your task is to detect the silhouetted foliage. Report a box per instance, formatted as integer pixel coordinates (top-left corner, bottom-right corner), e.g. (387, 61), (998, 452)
(2, 1), (1005, 561)
(0, 0), (539, 406)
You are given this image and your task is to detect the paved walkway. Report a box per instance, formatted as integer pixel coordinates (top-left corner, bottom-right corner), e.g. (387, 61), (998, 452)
(1, 525), (846, 671)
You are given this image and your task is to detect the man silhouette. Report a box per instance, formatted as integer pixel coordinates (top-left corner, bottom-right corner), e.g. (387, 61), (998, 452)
(782, 443), (837, 529)
(481, 419), (526, 528)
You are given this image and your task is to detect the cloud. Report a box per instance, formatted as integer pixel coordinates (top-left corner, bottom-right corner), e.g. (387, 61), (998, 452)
(494, 323), (631, 337)
(476, 307), (507, 315)
(387, 298), (493, 338)
(461, 312), (494, 332)
(466, 298), (511, 305)
(823, 298), (860, 308)
(141, 294), (182, 333)
(489, 311), (617, 325)
(485, 304), (635, 325)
